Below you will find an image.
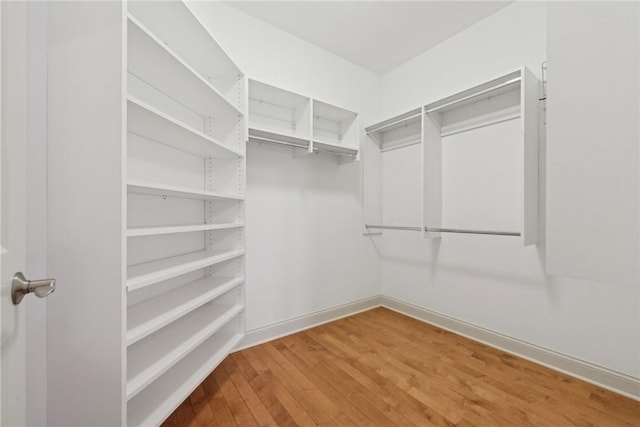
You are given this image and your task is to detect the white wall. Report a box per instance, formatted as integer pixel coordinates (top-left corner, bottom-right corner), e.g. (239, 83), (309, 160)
(189, 2), (382, 331)
(546, 1), (639, 287)
(378, 1), (639, 379)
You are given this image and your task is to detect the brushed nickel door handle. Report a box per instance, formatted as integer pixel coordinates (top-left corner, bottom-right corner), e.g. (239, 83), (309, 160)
(11, 272), (55, 305)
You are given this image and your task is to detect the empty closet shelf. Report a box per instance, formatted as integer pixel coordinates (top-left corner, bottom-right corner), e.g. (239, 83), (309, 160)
(127, 180), (244, 201)
(365, 107), (422, 134)
(313, 140), (358, 156)
(127, 331), (243, 427)
(126, 302), (243, 400)
(127, 222), (244, 237)
(128, 14), (243, 117)
(127, 249), (245, 291)
(127, 276), (244, 346)
(248, 127), (310, 149)
(127, 97), (243, 158)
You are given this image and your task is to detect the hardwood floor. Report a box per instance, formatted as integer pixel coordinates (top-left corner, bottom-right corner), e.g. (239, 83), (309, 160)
(162, 307), (640, 426)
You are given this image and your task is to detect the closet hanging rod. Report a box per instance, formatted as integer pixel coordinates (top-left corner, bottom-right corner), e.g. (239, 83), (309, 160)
(365, 224), (520, 237)
(425, 77), (521, 114)
(365, 225), (422, 232)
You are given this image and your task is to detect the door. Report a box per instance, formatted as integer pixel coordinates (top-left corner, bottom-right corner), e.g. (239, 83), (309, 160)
(2, 2), (31, 425)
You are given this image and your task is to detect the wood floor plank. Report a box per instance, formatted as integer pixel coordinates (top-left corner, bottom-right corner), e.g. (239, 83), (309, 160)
(222, 356), (279, 427)
(213, 359), (260, 427)
(162, 307), (640, 427)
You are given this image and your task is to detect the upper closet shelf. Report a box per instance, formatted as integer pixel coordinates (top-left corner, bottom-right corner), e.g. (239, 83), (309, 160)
(128, 97), (242, 158)
(128, 0), (242, 107)
(248, 79), (360, 158)
(127, 180), (244, 201)
(425, 70), (521, 114)
(365, 107), (423, 152)
(312, 140), (358, 157)
(248, 127), (310, 150)
(127, 15), (243, 118)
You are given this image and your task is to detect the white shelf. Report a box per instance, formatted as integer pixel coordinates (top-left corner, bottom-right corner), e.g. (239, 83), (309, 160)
(365, 108), (423, 153)
(128, 1), (242, 108)
(248, 126), (310, 149)
(127, 302), (243, 400)
(127, 14), (243, 118)
(127, 249), (245, 292)
(127, 180), (244, 201)
(313, 99), (359, 151)
(127, 96), (242, 158)
(425, 70), (521, 114)
(313, 140), (358, 157)
(366, 108), (422, 134)
(127, 222), (243, 237)
(127, 276), (243, 346)
(127, 331), (243, 427)
(248, 80), (312, 144)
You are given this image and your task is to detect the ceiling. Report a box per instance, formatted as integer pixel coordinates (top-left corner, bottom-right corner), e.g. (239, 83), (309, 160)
(226, 1), (513, 75)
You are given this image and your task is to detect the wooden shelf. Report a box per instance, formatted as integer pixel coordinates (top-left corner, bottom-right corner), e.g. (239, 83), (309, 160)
(127, 222), (243, 237)
(127, 96), (242, 158)
(127, 180), (244, 201)
(128, 14), (243, 118)
(127, 302), (243, 400)
(127, 276), (243, 346)
(127, 249), (245, 292)
(313, 140), (358, 157)
(127, 331), (243, 427)
(248, 126), (310, 149)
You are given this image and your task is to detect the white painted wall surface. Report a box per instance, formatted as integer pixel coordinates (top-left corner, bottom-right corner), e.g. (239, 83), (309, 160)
(546, 1), (639, 287)
(379, 1), (639, 379)
(188, 2), (381, 331)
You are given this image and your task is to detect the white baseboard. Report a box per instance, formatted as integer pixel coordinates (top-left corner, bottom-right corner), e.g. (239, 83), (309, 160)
(231, 294), (639, 401)
(234, 295), (382, 351)
(380, 296), (640, 402)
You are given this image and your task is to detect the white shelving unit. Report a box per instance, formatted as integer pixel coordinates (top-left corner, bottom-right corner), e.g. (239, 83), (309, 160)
(47, 1), (247, 425)
(125, 2), (247, 422)
(127, 325), (243, 427)
(312, 99), (359, 157)
(248, 79), (360, 158)
(248, 80), (312, 151)
(363, 67), (539, 245)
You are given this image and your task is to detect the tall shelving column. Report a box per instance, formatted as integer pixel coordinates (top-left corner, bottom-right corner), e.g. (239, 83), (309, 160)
(125, 1), (246, 425)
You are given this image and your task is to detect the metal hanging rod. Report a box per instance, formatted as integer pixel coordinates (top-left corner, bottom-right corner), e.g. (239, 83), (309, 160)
(365, 224), (520, 237)
(365, 225), (422, 232)
(427, 227), (520, 236)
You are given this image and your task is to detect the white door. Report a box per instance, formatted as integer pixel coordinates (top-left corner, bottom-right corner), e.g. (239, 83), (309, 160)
(1, 2), (52, 426)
